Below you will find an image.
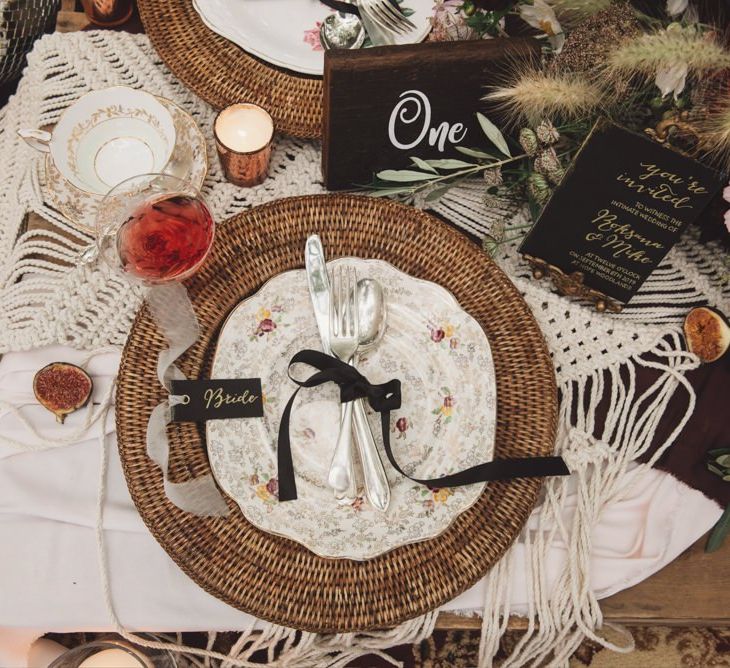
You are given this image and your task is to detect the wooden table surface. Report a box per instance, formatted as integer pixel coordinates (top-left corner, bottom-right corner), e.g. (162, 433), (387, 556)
(46, 2), (730, 632)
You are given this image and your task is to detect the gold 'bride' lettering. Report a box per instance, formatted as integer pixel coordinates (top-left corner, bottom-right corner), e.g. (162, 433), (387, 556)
(204, 387), (259, 410)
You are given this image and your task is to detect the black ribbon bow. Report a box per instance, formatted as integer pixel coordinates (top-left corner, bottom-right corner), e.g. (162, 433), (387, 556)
(277, 350), (569, 502)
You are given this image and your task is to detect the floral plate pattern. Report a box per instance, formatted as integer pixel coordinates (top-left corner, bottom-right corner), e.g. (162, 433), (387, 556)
(207, 258), (497, 560)
(193, 0), (433, 76)
(43, 96), (207, 234)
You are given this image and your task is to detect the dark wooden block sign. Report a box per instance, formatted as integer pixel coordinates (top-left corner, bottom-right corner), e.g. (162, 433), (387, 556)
(520, 121), (725, 305)
(322, 38), (538, 190)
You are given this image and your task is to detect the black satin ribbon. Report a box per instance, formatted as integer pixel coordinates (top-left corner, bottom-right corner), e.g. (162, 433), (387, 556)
(277, 350), (570, 502)
(319, 0), (359, 15)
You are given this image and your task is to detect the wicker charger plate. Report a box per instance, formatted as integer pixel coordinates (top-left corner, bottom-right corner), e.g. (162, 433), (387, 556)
(137, 0), (323, 139)
(116, 194), (558, 633)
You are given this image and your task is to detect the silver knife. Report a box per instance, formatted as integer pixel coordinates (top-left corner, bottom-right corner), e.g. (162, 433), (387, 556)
(305, 235), (332, 355)
(305, 235), (357, 499)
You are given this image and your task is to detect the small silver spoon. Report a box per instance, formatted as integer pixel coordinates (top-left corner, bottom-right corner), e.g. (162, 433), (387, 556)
(352, 278), (391, 511)
(319, 12), (366, 50)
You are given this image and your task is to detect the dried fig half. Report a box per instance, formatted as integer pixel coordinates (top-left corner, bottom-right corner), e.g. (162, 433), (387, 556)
(683, 306), (730, 363)
(33, 362), (93, 423)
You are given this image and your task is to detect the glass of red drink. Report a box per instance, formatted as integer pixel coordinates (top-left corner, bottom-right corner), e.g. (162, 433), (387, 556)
(95, 173), (215, 284)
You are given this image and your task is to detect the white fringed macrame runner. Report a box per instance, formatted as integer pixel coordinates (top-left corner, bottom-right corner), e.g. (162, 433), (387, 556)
(1, 31), (729, 667)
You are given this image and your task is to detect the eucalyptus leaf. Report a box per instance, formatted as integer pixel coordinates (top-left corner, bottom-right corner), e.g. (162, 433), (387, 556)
(477, 112), (511, 157)
(709, 448), (730, 457)
(368, 188), (414, 197)
(411, 156), (438, 174)
(456, 146), (497, 160)
(708, 463), (725, 477)
(376, 169), (440, 182)
(425, 159), (475, 170)
(706, 502), (730, 553)
(425, 185), (452, 203)
(716, 454), (730, 468)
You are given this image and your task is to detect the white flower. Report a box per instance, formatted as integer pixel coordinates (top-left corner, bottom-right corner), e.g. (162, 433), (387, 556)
(655, 61), (688, 99)
(519, 0), (565, 53)
(666, 0), (688, 17)
(429, 0), (478, 41)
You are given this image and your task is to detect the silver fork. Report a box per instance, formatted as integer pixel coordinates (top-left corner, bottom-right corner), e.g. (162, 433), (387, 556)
(359, 0), (416, 36)
(327, 266), (359, 496)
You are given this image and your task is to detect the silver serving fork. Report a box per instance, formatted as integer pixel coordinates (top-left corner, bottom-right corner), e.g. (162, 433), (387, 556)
(327, 266), (360, 495)
(359, 0), (416, 36)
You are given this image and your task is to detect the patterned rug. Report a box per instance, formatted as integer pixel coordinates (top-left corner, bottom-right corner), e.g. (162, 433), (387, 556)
(49, 627), (730, 666)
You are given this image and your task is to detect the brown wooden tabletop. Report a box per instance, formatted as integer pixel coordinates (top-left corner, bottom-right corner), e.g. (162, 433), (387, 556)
(45, 1), (730, 632)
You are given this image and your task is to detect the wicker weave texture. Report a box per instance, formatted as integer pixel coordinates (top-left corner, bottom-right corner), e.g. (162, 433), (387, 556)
(116, 194), (558, 632)
(137, 0), (323, 139)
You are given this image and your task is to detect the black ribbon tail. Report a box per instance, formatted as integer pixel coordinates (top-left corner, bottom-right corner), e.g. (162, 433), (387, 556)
(379, 406), (568, 485)
(277, 386), (301, 502)
(319, 0), (359, 15)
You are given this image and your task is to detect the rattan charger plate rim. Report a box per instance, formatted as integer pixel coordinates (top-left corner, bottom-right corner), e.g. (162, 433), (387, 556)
(137, 0), (323, 139)
(116, 194), (558, 633)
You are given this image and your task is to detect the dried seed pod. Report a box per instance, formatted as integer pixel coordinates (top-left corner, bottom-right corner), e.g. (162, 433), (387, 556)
(519, 128), (539, 156)
(683, 306), (730, 363)
(535, 119), (560, 145)
(33, 362), (93, 423)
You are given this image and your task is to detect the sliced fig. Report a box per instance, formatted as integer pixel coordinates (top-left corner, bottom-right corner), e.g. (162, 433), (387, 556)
(33, 362), (93, 423)
(683, 306), (730, 363)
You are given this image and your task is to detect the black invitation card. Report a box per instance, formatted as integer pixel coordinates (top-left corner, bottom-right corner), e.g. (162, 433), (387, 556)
(520, 122), (724, 304)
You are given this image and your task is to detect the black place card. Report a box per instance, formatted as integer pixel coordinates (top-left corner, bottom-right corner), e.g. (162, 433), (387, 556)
(520, 121), (724, 304)
(169, 379), (263, 422)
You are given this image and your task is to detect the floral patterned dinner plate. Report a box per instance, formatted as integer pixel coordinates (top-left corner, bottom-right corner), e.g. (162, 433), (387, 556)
(206, 258), (496, 560)
(192, 0), (434, 76)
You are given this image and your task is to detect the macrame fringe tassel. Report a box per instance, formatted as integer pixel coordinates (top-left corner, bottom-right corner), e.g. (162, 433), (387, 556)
(478, 331), (697, 667)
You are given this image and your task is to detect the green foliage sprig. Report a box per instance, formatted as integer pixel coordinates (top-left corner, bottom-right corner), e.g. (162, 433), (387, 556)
(706, 448), (730, 553)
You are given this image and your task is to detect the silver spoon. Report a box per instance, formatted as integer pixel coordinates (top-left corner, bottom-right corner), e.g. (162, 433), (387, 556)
(319, 12), (366, 50)
(351, 278), (391, 511)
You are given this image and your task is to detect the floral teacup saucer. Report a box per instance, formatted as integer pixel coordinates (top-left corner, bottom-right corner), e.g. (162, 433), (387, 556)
(42, 96), (208, 234)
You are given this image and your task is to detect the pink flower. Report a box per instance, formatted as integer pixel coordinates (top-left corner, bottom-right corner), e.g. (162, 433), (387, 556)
(266, 478), (279, 498)
(724, 209), (730, 234)
(431, 328), (445, 342)
(256, 318), (276, 336)
(303, 23), (323, 51)
(396, 417), (408, 432)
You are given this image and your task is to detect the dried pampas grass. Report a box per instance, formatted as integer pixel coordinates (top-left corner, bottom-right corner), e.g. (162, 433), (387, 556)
(605, 26), (730, 76)
(695, 101), (730, 171)
(484, 68), (604, 125)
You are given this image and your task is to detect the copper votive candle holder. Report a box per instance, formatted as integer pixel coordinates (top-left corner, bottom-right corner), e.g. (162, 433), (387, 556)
(214, 103), (275, 187)
(81, 0), (133, 26)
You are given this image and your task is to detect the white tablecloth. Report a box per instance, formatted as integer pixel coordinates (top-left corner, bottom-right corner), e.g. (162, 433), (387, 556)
(0, 346), (722, 664)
